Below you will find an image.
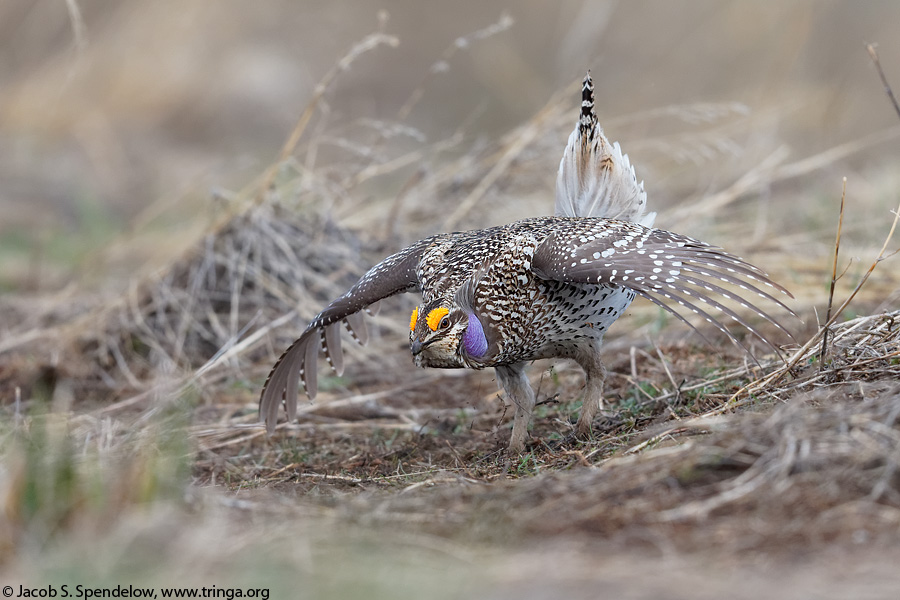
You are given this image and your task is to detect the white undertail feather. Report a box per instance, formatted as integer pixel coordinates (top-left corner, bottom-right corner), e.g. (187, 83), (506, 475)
(555, 72), (655, 227)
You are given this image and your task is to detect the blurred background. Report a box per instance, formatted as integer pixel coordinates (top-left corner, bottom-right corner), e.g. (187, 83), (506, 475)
(2, 0), (900, 295)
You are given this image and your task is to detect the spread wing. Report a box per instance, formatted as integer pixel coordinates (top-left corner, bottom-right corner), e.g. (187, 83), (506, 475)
(260, 237), (436, 432)
(532, 220), (797, 354)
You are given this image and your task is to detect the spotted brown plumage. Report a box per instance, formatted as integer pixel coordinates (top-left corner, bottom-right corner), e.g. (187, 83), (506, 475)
(259, 73), (795, 451)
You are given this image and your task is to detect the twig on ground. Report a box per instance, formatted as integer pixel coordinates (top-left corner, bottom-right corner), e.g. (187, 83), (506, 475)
(655, 345), (681, 402)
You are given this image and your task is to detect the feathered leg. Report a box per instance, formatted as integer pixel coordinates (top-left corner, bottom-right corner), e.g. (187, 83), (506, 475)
(574, 353), (607, 439)
(496, 363), (536, 452)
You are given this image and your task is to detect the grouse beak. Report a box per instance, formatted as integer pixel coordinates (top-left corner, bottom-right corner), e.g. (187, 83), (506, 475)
(410, 337), (433, 356)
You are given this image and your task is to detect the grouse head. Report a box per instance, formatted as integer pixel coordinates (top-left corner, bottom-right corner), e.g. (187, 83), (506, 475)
(409, 298), (488, 369)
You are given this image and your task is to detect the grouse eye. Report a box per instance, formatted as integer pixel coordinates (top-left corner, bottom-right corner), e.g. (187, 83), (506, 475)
(439, 316), (451, 330)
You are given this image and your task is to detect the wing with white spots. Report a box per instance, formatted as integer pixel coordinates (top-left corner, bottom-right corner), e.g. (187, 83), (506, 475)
(260, 237), (436, 433)
(532, 221), (796, 354)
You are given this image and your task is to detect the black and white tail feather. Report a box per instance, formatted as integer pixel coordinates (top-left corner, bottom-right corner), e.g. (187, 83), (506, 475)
(555, 71), (655, 226)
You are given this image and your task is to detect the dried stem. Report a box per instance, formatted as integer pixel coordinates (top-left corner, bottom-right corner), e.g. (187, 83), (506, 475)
(867, 43), (900, 121)
(819, 177), (846, 366)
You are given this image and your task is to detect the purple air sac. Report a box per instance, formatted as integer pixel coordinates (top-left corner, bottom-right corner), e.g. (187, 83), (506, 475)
(462, 313), (488, 357)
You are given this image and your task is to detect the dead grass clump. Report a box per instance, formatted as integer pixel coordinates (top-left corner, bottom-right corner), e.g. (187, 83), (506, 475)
(728, 309), (900, 415)
(78, 202), (373, 394)
(0, 198), (397, 414)
(796, 310), (900, 385)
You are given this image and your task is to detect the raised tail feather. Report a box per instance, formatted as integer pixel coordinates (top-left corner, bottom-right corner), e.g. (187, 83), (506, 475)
(555, 72), (654, 226)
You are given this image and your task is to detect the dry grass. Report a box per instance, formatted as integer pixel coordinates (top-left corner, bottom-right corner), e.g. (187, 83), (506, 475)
(2, 6), (900, 598)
